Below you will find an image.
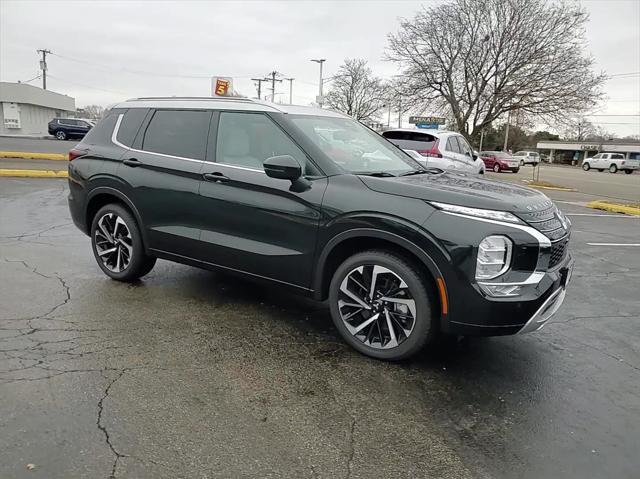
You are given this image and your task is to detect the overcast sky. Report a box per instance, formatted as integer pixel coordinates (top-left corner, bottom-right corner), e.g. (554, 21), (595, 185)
(1, 0), (638, 136)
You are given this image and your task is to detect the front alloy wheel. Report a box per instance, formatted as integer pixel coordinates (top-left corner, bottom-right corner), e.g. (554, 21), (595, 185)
(55, 130), (67, 140)
(493, 164), (501, 173)
(329, 250), (435, 360)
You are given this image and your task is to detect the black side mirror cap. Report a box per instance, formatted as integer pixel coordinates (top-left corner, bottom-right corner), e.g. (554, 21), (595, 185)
(264, 155), (302, 181)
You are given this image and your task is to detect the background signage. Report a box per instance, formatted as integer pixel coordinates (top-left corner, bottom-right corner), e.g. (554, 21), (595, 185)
(409, 115), (446, 125)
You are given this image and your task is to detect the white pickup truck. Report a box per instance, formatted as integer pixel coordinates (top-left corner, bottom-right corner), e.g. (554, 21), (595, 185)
(582, 152), (639, 174)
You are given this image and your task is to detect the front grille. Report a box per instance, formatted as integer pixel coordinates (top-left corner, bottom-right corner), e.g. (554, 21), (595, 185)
(549, 238), (569, 268)
(517, 205), (568, 242)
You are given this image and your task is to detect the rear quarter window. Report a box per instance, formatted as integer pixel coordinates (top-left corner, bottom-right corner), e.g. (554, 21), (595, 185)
(78, 112), (118, 146)
(116, 108), (149, 147)
(142, 109), (212, 160)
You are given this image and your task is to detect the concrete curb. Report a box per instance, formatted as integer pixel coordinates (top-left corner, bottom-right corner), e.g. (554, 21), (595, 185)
(587, 201), (640, 216)
(0, 169), (68, 178)
(0, 151), (67, 161)
(527, 184), (577, 192)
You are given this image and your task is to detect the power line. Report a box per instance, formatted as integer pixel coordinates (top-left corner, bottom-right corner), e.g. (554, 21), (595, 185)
(50, 52), (255, 80)
(46, 74), (128, 95)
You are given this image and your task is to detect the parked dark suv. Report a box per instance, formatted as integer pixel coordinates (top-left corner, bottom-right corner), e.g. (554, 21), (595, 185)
(48, 117), (94, 140)
(67, 97), (573, 360)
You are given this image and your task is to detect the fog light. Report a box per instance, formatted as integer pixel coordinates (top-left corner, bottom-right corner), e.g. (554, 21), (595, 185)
(480, 284), (522, 297)
(476, 235), (512, 280)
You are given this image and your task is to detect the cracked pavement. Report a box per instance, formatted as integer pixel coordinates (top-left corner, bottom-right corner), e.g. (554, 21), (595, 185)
(1, 178), (639, 479)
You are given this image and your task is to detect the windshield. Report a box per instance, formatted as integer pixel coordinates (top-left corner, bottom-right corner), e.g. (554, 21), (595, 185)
(289, 115), (421, 175)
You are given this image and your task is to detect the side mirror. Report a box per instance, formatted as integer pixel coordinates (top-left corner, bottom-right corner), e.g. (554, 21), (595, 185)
(264, 155), (302, 181)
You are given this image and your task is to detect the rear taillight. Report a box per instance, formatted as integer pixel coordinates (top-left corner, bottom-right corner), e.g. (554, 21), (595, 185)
(417, 139), (442, 158)
(69, 148), (86, 161)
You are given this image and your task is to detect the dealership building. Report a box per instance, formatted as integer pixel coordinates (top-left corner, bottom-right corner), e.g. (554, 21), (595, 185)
(536, 139), (640, 165)
(0, 82), (75, 136)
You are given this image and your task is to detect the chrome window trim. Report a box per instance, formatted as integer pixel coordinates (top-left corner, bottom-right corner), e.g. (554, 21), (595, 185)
(111, 113), (267, 172)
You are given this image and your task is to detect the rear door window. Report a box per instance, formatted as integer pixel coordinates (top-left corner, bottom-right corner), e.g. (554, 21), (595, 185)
(612, 154), (624, 159)
(446, 137), (461, 153)
(142, 109), (212, 160)
(382, 131), (436, 151)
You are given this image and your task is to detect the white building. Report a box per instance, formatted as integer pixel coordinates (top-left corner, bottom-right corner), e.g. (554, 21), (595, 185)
(537, 139), (640, 165)
(0, 82), (75, 136)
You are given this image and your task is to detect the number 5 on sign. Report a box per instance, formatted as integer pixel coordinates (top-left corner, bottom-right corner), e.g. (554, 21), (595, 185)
(212, 77), (233, 97)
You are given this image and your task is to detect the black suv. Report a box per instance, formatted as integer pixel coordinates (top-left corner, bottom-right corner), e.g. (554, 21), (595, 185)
(67, 97), (573, 360)
(48, 117), (94, 140)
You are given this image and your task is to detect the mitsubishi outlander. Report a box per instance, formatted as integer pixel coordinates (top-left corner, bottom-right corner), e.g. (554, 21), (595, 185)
(67, 97), (573, 360)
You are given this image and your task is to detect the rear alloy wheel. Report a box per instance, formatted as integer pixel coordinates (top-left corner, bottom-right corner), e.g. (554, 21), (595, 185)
(609, 164), (618, 173)
(91, 204), (156, 281)
(582, 162), (590, 171)
(493, 164), (501, 173)
(329, 250), (435, 360)
(624, 169), (634, 174)
(55, 130), (67, 140)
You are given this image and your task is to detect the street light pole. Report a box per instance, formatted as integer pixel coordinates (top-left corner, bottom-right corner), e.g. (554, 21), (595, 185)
(310, 59), (326, 107)
(503, 110), (511, 152)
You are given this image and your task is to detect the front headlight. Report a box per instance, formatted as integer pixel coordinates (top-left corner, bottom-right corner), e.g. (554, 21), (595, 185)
(476, 235), (512, 280)
(430, 202), (523, 224)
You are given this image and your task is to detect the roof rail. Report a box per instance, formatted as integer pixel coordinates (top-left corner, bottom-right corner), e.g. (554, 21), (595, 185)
(126, 96), (255, 102)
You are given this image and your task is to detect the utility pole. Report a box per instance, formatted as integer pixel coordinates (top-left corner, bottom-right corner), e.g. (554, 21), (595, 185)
(397, 94), (402, 128)
(479, 129), (485, 153)
(37, 49), (51, 90)
(251, 78), (268, 100)
(285, 78), (294, 104)
(266, 71), (282, 102)
(503, 110), (511, 152)
(387, 104), (391, 127)
(310, 59), (326, 107)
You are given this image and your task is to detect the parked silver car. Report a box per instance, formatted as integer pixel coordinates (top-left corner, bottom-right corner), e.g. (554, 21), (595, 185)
(382, 129), (485, 174)
(513, 151), (541, 166)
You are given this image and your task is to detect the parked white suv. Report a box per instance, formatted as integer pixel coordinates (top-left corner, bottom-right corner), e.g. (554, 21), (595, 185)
(382, 129), (485, 174)
(582, 153), (639, 174)
(513, 151), (541, 166)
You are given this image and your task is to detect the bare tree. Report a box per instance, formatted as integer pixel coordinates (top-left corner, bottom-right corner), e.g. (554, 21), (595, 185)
(325, 59), (386, 122)
(562, 117), (596, 141)
(81, 105), (105, 119)
(387, 0), (606, 139)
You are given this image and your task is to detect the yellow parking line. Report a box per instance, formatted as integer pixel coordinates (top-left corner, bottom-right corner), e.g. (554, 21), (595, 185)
(587, 201), (640, 216)
(0, 169), (68, 178)
(0, 151), (67, 161)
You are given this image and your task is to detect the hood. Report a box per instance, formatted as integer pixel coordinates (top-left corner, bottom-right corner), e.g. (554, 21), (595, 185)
(358, 171), (553, 214)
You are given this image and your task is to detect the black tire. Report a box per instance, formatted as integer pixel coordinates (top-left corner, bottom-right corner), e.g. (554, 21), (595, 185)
(328, 250), (436, 361)
(493, 164), (501, 173)
(624, 169), (633, 175)
(598, 169), (604, 172)
(90, 203), (156, 281)
(519, 159), (524, 166)
(513, 168), (520, 173)
(609, 164), (617, 173)
(55, 130), (67, 140)
(582, 162), (590, 171)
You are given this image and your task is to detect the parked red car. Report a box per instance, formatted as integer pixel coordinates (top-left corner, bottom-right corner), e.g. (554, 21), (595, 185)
(480, 151), (520, 173)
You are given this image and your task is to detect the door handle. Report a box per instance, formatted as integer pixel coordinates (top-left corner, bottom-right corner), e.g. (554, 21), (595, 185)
(123, 158), (142, 167)
(203, 172), (230, 183)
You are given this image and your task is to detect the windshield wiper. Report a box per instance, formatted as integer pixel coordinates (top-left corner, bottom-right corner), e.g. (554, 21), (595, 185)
(359, 171), (397, 177)
(399, 168), (443, 176)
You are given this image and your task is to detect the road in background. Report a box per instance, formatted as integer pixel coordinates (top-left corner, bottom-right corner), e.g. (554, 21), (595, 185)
(1, 178), (639, 479)
(0, 137), (78, 154)
(487, 164), (640, 203)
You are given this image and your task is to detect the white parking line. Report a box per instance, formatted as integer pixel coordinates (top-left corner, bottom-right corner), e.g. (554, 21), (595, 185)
(567, 213), (639, 218)
(586, 243), (640, 246)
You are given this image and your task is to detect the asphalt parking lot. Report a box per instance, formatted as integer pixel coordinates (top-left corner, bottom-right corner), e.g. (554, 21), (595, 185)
(1, 178), (639, 479)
